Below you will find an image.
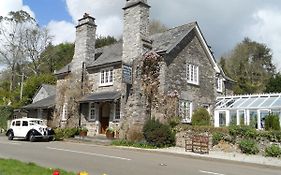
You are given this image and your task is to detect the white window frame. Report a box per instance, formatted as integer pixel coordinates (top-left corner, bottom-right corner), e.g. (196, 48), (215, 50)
(186, 64), (199, 85)
(89, 102), (96, 121)
(62, 103), (68, 121)
(216, 77), (223, 92)
(179, 100), (193, 123)
(114, 101), (121, 121)
(100, 67), (114, 86)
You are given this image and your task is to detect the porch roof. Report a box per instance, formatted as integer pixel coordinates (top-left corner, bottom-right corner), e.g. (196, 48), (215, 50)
(22, 95), (56, 109)
(79, 91), (121, 102)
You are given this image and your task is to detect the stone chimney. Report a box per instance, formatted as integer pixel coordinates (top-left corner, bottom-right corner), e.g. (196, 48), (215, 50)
(72, 13), (96, 72)
(122, 0), (151, 64)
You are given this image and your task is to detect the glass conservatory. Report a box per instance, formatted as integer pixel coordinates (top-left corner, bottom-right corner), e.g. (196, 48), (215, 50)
(214, 93), (281, 129)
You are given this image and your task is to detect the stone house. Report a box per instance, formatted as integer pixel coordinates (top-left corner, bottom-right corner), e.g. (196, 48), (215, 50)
(53, 0), (233, 136)
(22, 84), (56, 125)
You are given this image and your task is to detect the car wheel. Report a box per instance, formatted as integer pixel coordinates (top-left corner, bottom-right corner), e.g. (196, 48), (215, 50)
(29, 134), (35, 142)
(8, 132), (14, 140)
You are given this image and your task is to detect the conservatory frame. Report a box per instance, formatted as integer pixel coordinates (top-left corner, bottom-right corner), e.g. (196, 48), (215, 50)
(214, 93), (281, 129)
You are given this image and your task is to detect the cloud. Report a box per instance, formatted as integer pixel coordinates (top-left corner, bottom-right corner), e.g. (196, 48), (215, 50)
(0, 0), (35, 18)
(245, 8), (281, 70)
(47, 20), (75, 45)
(65, 0), (123, 37)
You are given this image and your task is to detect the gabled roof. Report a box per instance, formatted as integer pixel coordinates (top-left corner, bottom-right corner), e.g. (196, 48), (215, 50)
(87, 42), (123, 69)
(41, 84), (56, 96)
(23, 95), (55, 109)
(150, 22), (196, 53)
(55, 21), (221, 73)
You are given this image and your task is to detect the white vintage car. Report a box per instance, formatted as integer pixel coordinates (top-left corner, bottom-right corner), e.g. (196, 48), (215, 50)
(6, 118), (54, 142)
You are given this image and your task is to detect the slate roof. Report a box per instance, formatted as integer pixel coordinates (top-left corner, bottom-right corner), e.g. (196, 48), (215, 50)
(23, 95), (56, 109)
(79, 91), (121, 102)
(150, 22), (196, 53)
(41, 84), (56, 96)
(87, 42), (123, 68)
(55, 22), (198, 73)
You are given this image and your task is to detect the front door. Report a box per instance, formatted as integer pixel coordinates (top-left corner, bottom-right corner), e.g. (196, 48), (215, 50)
(100, 103), (110, 134)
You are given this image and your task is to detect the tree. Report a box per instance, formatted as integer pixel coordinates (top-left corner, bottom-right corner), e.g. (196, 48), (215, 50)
(95, 35), (117, 48)
(40, 43), (75, 73)
(149, 19), (168, 35)
(265, 73), (281, 93)
(0, 10), (51, 90)
(222, 38), (276, 94)
(0, 11), (33, 91)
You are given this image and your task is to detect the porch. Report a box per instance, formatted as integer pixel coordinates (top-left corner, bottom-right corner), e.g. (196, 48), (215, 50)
(79, 91), (121, 136)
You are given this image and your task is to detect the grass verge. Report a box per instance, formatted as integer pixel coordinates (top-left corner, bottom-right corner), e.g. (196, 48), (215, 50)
(0, 158), (76, 175)
(111, 139), (157, 149)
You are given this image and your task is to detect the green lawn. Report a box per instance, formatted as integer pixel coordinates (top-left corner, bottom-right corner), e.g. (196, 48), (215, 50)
(0, 158), (76, 175)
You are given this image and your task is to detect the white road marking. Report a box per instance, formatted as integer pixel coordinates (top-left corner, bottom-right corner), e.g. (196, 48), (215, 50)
(46, 147), (131, 161)
(199, 170), (225, 175)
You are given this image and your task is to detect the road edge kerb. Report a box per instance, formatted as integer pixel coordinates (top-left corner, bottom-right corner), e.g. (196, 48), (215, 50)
(114, 146), (281, 170)
(62, 138), (281, 170)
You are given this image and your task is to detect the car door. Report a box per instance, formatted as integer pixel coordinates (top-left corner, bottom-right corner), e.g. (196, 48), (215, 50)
(19, 120), (30, 137)
(13, 120), (21, 137)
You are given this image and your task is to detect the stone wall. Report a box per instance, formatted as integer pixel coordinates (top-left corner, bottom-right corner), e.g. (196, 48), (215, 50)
(87, 65), (123, 93)
(164, 29), (216, 113)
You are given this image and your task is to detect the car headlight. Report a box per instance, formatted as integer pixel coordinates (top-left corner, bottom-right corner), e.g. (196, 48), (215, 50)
(39, 127), (43, 132)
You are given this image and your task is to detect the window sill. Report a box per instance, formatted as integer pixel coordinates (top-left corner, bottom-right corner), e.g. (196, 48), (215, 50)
(99, 83), (113, 87)
(187, 81), (199, 86)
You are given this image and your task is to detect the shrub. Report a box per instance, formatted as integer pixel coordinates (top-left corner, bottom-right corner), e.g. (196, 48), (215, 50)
(54, 128), (79, 141)
(239, 139), (259, 155)
(111, 139), (156, 149)
(212, 132), (224, 146)
(229, 125), (257, 139)
(265, 145), (281, 157)
(191, 108), (211, 126)
(168, 116), (181, 128)
(143, 118), (175, 147)
(265, 113), (280, 131)
(0, 106), (14, 131)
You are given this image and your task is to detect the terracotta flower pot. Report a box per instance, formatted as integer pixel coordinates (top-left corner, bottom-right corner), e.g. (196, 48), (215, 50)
(106, 131), (114, 139)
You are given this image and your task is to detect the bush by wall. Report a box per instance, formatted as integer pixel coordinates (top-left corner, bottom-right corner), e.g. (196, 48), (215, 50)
(0, 106), (14, 131)
(265, 144), (281, 157)
(239, 139), (259, 155)
(212, 132), (224, 146)
(229, 125), (257, 139)
(191, 108), (211, 126)
(54, 128), (79, 141)
(265, 113), (280, 131)
(143, 118), (175, 147)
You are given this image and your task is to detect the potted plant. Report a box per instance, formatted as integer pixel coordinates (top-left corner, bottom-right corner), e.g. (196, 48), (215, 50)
(105, 127), (115, 139)
(79, 127), (88, 137)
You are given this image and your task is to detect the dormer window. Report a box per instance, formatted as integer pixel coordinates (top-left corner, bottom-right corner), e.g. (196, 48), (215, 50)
(186, 64), (199, 85)
(100, 68), (113, 86)
(216, 78), (223, 92)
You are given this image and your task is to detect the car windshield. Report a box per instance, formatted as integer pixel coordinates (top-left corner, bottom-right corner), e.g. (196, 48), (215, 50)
(29, 120), (43, 125)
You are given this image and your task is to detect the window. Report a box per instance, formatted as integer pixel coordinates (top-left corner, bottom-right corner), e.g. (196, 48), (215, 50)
(15, 121), (21, 126)
(100, 68), (114, 86)
(186, 64), (199, 85)
(89, 103), (96, 120)
(179, 100), (193, 123)
(22, 121), (28, 126)
(114, 101), (121, 120)
(216, 78), (223, 92)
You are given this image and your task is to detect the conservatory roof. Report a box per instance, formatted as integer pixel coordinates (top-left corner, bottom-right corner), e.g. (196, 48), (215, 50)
(216, 93), (281, 110)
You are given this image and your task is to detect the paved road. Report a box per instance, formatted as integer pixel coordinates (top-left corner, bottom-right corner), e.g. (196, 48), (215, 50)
(0, 136), (280, 175)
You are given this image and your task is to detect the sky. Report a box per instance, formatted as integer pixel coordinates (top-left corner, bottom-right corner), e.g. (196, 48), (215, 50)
(1, 0), (281, 70)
